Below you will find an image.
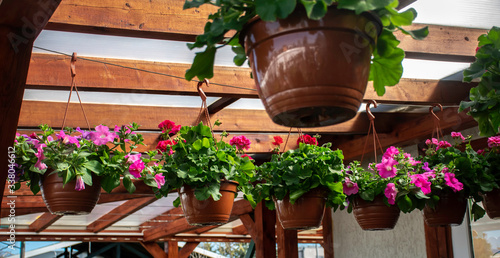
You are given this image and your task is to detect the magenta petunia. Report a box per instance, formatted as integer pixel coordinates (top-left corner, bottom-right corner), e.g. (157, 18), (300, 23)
(154, 173), (166, 188)
(343, 177), (359, 195)
(230, 135), (251, 151)
(410, 174), (431, 195)
(383, 146), (399, 159)
(384, 183), (397, 205)
(125, 153), (142, 164)
(488, 136), (500, 148)
(57, 130), (81, 147)
(129, 160), (145, 178)
(90, 125), (118, 146)
(75, 175), (85, 191)
(444, 173), (463, 192)
(376, 157), (398, 178)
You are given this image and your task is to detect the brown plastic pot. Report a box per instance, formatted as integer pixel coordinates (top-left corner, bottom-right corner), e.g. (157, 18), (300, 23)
(423, 191), (467, 227)
(352, 196), (400, 231)
(40, 170), (101, 215)
(240, 6), (381, 127)
(482, 188), (500, 219)
(179, 181), (238, 226)
(274, 188), (327, 230)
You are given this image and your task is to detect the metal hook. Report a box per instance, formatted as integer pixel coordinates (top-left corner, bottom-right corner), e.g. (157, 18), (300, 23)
(429, 103), (443, 121)
(70, 52), (77, 78)
(197, 79), (209, 102)
(366, 100), (378, 121)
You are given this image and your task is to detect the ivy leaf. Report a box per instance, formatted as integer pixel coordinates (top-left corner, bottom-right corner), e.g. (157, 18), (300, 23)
(255, 0), (296, 21)
(337, 0), (393, 14)
(369, 47), (405, 96)
(185, 46), (216, 81)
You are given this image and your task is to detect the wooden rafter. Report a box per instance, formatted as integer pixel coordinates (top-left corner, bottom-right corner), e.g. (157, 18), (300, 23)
(179, 242), (200, 258)
(28, 212), (62, 232)
(140, 241), (167, 258)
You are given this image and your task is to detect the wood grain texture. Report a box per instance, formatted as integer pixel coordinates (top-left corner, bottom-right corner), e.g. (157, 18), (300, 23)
(140, 241), (167, 258)
(29, 212), (62, 232)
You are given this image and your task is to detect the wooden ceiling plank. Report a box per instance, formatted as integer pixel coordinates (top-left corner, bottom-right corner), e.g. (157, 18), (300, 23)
(140, 207), (184, 228)
(19, 100), (390, 134)
(27, 53), (475, 105)
(87, 196), (157, 233)
(29, 212), (62, 232)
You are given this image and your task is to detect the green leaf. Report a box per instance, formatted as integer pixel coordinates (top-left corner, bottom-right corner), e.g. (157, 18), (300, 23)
(399, 26), (429, 40)
(185, 46), (216, 81)
(289, 189), (307, 204)
(183, 0), (212, 9)
(202, 137), (210, 148)
(232, 44), (247, 66)
(192, 139), (203, 151)
(173, 197), (181, 207)
(396, 195), (412, 213)
(389, 8), (415, 27)
(337, 0), (393, 14)
(471, 202), (486, 221)
(255, 0), (297, 21)
(80, 170), (93, 186)
(369, 47), (405, 95)
(83, 160), (103, 174)
(123, 176), (136, 194)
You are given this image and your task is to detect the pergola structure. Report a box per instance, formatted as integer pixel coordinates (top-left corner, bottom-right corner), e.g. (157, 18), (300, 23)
(0, 0), (496, 257)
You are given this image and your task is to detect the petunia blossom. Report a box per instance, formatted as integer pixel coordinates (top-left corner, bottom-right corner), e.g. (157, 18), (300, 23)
(76, 127), (91, 140)
(154, 174), (166, 188)
(488, 136), (500, 148)
(383, 146), (399, 159)
(125, 153), (142, 164)
(384, 183), (397, 205)
(75, 175), (85, 191)
(343, 177), (359, 195)
(129, 160), (145, 178)
(297, 135), (318, 146)
(230, 135), (251, 151)
(90, 125), (118, 146)
(57, 130), (80, 147)
(410, 174), (431, 195)
(376, 157), (398, 178)
(272, 136), (283, 146)
(444, 173), (463, 192)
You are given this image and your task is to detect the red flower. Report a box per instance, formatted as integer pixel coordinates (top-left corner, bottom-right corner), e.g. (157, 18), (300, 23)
(230, 135), (251, 151)
(272, 136), (283, 146)
(158, 120), (180, 135)
(297, 135), (318, 146)
(241, 154), (253, 160)
(156, 140), (176, 155)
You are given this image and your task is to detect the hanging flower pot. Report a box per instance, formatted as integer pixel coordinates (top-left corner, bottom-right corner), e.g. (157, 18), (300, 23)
(179, 181), (239, 226)
(40, 170), (101, 215)
(274, 187), (327, 230)
(482, 188), (500, 219)
(240, 6), (381, 127)
(423, 191), (467, 227)
(352, 196), (401, 231)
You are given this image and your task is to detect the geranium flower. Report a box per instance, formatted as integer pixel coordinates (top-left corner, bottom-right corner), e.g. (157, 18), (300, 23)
(375, 157), (398, 178)
(477, 149), (485, 155)
(230, 135), (251, 151)
(410, 174), (431, 195)
(451, 132), (466, 141)
(444, 172), (463, 192)
(90, 125), (118, 146)
(156, 140), (176, 155)
(75, 175), (85, 191)
(158, 120), (180, 135)
(343, 177), (359, 195)
(297, 135), (317, 145)
(129, 160), (145, 178)
(384, 183), (397, 205)
(57, 130), (80, 148)
(488, 136), (500, 148)
(272, 136), (283, 146)
(383, 146), (399, 159)
(436, 140), (452, 150)
(154, 174), (165, 188)
(241, 154), (253, 160)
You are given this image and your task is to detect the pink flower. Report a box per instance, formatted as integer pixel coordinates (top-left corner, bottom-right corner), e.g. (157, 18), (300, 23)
(156, 140), (176, 155)
(29, 132), (38, 139)
(170, 125), (181, 135)
(403, 153), (420, 165)
(158, 120), (180, 135)
(343, 177), (359, 195)
(384, 183), (397, 205)
(451, 132), (465, 141)
(444, 173), (463, 192)
(297, 135), (318, 146)
(436, 141), (452, 150)
(410, 174), (431, 195)
(241, 154), (253, 160)
(230, 135), (251, 151)
(57, 130), (80, 147)
(272, 136), (283, 146)
(125, 153), (142, 164)
(154, 174), (165, 188)
(383, 146), (399, 159)
(34, 145), (47, 171)
(477, 149), (485, 155)
(376, 157), (398, 178)
(75, 175), (85, 191)
(90, 125), (118, 146)
(488, 136), (500, 148)
(129, 160), (145, 178)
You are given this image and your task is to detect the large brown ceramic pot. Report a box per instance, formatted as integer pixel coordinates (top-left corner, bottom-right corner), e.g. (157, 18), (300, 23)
(274, 188), (327, 230)
(179, 181), (238, 226)
(352, 196), (400, 231)
(241, 5), (381, 127)
(423, 191), (467, 227)
(40, 170), (101, 215)
(482, 188), (500, 219)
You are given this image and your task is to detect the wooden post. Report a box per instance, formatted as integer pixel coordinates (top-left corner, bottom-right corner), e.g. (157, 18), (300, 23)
(0, 0), (61, 205)
(276, 215), (298, 258)
(165, 241), (178, 258)
(424, 223), (454, 258)
(322, 207), (334, 258)
(254, 203), (276, 258)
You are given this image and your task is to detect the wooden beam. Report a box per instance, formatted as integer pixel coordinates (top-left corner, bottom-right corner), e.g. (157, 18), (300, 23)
(208, 97), (240, 115)
(276, 217), (298, 258)
(336, 108), (478, 160)
(239, 214), (256, 241)
(143, 199), (253, 242)
(19, 100), (393, 134)
(29, 212), (62, 232)
(87, 197), (157, 233)
(27, 53), (475, 106)
(140, 242), (167, 258)
(424, 224), (454, 258)
(179, 242), (200, 258)
(232, 224), (249, 235)
(254, 203), (277, 258)
(0, 0), (61, 208)
(140, 207), (184, 228)
(166, 241), (178, 258)
(322, 208), (334, 258)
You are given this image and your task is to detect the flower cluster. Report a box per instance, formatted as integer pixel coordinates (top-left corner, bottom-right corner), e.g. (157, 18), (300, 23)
(297, 134), (318, 145)
(230, 135), (251, 152)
